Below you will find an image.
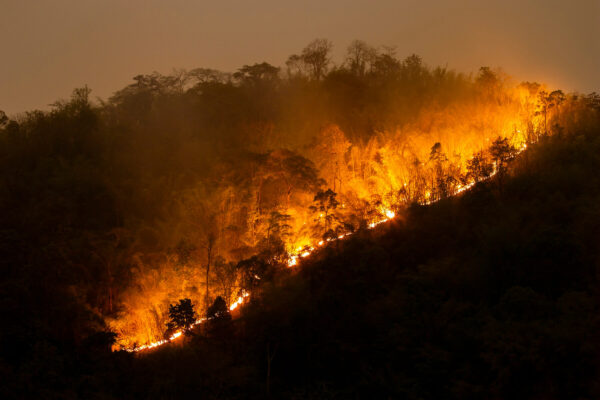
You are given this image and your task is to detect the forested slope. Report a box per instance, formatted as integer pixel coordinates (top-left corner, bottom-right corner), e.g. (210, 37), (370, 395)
(125, 129), (600, 399)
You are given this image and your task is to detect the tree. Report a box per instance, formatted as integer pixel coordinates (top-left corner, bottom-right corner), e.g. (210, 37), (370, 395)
(489, 137), (517, 173)
(402, 54), (426, 83)
(72, 85), (92, 107)
(537, 90), (550, 134)
(476, 66), (500, 90)
(266, 210), (292, 242)
(166, 298), (197, 332)
(548, 90), (566, 129)
(206, 296), (231, 320)
(372, 48), (401, 76)
(466, 151), (494, 183)
(584, 92), (600, 112)
(345, 40), (377, 76)
(180, 187), (221, 308)
(285, 54), (306, 78)
(299, 38), (333, 80)
(267, 149), (323, 208)
(518, 82), (542, 140)
(489, 137), (517, 192)
(428, 142), (450, 200)
(310, 189), (340, 237)
(237, 256), (269, 290)
(311, 125), (351, 192)
(233, 62), (280, 86)
(536, 89), (566, 135)
(187, 67), (230, 85)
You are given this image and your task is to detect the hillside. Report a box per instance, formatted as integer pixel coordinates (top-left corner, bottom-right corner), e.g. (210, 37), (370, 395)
(104, 129), (599, 399)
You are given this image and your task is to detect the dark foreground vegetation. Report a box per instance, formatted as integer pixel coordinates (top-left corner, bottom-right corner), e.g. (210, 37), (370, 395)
(1, 127), (600, 398)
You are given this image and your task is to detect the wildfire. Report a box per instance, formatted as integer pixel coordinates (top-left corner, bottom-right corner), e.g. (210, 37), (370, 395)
(122, 141), (531, 353)
(282, 140), (530, 273)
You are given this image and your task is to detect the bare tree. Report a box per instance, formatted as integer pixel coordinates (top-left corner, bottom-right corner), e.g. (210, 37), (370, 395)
(286, 38), (333, 80)
(345, 40), (377, 76)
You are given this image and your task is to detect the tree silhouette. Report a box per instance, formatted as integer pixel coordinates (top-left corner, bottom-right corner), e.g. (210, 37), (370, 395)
(286, 38), (333, 80)
(310, 189), (341, 239)
(345, 40), (377, 76)
(466, 151), (494, 183)
(237, 255), (269, 291)
(266, 210), (292, 243)
(490, 137), (517, 192)
(490, 137), (517, 173)
(233, 62), (280, 85)
(166, 298), (197, 332)
(206, 296), (231, 321)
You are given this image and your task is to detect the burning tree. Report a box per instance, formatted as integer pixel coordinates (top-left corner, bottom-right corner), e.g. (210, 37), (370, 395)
(428, 143), (461, 200)
(490, 137), (517, 174)
(489, 137), (518, 192)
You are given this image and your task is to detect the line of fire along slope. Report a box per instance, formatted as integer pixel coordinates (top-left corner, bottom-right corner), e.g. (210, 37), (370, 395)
(124, 142), (528, 352)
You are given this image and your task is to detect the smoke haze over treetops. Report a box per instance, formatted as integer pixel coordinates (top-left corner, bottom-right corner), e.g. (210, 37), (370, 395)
(1, 0), (598, 114)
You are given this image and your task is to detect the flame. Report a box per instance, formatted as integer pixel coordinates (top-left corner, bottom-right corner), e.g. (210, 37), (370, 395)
(126, 322), (192, 352)
(170, 331), (182, 340)
(229, 292), (250, 311)
(123, 293), (252, 352)
(287, 256), (298, 267)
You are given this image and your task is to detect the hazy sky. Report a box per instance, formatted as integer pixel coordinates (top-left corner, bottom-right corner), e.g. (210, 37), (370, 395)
(1, 0), (598, 114)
